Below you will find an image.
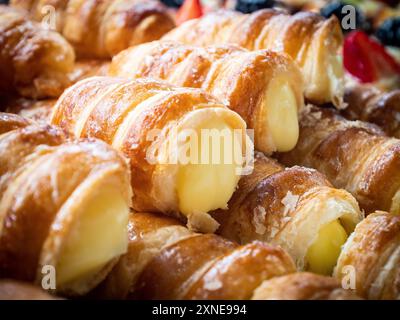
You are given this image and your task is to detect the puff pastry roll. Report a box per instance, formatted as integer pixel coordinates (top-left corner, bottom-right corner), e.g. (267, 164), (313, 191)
(94, 212), (296, 300)
(110, 41), (304, 154)
(51, 76), (251, 233)
(0, 112), (132, 296)
(278, 105), (400, 215)
(0, 5), (74, 99)
(342, 84), (400, 138)
(163, 9), (344, 106)
(252, 272), (361, 300)
(11, 0), (176, 58)
(212, 152), (362, 275)
(0, 280), (61, 300)
(335, 211), (400, 300)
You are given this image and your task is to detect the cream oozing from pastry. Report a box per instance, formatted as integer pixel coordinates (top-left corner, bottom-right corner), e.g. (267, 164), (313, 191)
(176, 110), (245, 232)
(261, 75), (299, 153)
(304, 35), (344, 106)
(389, 188), (400, 215)
(327, 54), (345, 106)
(273, 187), (361, 274)
(56, 185), (129, 286)
(306, 220), (348, 275)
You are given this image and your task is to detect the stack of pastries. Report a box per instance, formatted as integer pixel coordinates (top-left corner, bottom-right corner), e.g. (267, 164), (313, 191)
(0, 1), (399, 301)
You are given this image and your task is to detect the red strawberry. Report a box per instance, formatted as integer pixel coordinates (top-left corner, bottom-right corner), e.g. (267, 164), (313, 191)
(175, 0), (203, 26)
(343, 31), (400, 83)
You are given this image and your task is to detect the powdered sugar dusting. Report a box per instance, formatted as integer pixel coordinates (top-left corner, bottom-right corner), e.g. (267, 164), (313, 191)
(204, 279), (222, 291)
(252, 205), (266, 235)
(144, 55), (154, 68)
(281, 191), (299, 216)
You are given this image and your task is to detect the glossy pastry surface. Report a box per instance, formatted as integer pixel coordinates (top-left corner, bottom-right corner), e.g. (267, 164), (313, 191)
(0, 5), (74, 99)
(343, 84), (400, 138)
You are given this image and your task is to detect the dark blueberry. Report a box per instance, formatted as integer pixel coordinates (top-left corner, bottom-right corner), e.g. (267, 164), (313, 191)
(320, 1), (369, 33)
(0, 0), (9, 4)
(379, 0), (400, 7)
(235, 0), (275, 14)
(376, 17), (400, 48)
(159, 0), (183, 8)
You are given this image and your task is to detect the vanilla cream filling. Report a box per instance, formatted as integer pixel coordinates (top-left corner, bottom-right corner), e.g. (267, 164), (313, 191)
(306, 220), (348, 276)
(327, 54), (345, 107)
(56, 185), (129, 286)
(271, 186), (361, 272)
(176, 118), (243, 232)
(261, 75), (299, 153)
(390, 188), (400, 215)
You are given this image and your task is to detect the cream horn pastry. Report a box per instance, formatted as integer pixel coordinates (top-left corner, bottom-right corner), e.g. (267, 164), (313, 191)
(278, 105), (400, 215)
(0, 112), (132, 296)
(50, 76), (252, 233)
(163, 9), (344, 106)
(11, 0), (176, 58)
(109, 41), (304, 154)
(212, 152), (363, 275)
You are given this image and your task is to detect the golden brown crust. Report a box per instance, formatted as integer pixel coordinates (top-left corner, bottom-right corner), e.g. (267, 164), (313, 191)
(0, 112), (31, 134)
(253, 272), (361, 300)
(1, 60), (109, 124)
(133, 234), (237, 299)
(0, 112), (132, 295)
(3, 98), (56, 124)
(0, 280), (61, 300)
(163, 9), (344, 105)
(342, 84), (400, 138)
(0, 5), (74, 99)
(92, 212), (194, 299)
(11, 0), (176, 58)
(213, 152), (362, 269)
(278, 105), (400, 215)
(335, 211), (400, 300)
(51, 76), (247, 224)
(110, 40), (304, 153)
(183, 241), (295, 300)
(94, 212), (296, 300)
